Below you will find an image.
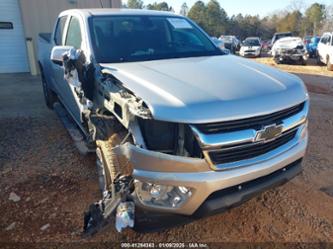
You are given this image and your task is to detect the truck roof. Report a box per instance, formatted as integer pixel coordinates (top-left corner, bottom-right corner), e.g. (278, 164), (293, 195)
(60, 8), (179, 18)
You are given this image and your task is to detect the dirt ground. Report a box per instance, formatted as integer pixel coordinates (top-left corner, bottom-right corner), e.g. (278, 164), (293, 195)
(0, 58), (333, 246)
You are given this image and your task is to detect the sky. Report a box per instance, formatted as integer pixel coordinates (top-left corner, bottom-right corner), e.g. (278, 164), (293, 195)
(127, 0), (333, 17)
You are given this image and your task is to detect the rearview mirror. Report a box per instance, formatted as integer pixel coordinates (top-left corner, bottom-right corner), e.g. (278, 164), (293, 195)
(50, 45), (74, 65)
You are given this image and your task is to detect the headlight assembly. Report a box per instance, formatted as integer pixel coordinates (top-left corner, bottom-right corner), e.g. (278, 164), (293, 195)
(135, 180), (193, 208)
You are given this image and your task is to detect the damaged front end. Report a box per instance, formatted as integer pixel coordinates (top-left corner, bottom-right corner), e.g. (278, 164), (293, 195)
(272, 37), (308, 65)
(274, 47), (308, 64)
(55, 47), (205, 235)
(82, 68), (205, 236)
(55, 48), (145, 235)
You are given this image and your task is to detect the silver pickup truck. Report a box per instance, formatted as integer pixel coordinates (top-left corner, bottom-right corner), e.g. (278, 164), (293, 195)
(38, 9), (309, 234)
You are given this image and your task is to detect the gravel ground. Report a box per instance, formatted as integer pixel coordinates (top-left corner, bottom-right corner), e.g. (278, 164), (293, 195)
(0, 67), (333, 245)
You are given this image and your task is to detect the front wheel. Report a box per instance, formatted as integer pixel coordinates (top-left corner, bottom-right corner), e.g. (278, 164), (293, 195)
(95, 134), (133, 197)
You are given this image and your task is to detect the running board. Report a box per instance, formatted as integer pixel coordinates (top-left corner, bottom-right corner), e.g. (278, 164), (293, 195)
(53, 102), (95, 154)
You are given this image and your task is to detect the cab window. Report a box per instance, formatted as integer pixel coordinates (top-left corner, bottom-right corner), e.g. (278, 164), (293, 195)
(54, 16), (67, 45)
(65, 16), (82, 49)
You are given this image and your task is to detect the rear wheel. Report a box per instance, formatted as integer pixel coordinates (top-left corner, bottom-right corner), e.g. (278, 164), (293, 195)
(41, 69), (57, 109)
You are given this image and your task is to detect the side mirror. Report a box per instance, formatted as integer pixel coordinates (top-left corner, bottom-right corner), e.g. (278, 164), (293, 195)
(50, 45), (74, 65)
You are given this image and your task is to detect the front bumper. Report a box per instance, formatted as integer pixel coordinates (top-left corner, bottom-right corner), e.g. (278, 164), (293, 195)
(240, 50), (260, 57)
(134, 158), (302, 232)
(274, 51), (308, 61)
(117, 124), (308, 216)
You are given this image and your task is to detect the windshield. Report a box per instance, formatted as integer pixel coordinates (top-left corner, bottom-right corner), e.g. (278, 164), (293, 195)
(89, 15), (223, 63)
(243, 39), (260, 46)
(276, 33), (292, 41)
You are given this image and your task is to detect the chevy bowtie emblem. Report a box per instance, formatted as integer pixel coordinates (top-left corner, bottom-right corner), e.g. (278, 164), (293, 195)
(255, 124), (283, 142)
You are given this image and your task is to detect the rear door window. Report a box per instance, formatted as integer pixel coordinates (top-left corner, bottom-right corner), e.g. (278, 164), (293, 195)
(54, 16), (67, 45)
(65, 16), (82, 49)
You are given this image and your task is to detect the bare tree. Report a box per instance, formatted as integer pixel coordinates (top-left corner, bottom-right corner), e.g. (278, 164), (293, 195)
(287, 0), (306, 12)
(321, 4), (333, 32)
(180, 2), (189, 16)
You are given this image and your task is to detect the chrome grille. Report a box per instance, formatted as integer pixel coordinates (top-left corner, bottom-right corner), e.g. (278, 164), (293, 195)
(194, 102), (305, 134)
(208, 129), (297, 165)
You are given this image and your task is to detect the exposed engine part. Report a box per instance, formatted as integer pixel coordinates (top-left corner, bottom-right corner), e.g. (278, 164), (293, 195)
(99, 70), (152, 129)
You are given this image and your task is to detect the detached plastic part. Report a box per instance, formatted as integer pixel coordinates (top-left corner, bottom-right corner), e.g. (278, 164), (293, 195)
(115, 201), (135, 232)
(82, 175), (135, 237)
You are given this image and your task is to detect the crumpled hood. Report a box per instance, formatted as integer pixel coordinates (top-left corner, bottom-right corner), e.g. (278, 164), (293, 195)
(100, 55), (308, 123)
(273, 37), (304, 50)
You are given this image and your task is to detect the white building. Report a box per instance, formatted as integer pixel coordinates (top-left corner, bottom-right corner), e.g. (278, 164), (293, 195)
(0, 0), (121, 74)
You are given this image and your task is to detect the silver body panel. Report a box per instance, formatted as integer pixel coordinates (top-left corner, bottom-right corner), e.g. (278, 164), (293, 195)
(101, 55), (308, 123)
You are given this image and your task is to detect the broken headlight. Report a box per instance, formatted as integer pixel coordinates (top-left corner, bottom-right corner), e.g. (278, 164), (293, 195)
(135, 181), (192, 208)
(138, 119), (203, 158)
(138, 119), (178, 154)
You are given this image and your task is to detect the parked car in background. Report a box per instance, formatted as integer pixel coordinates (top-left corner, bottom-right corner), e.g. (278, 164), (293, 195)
(270, 32), (293, 49)
(306, 36), (320, 58)
(317, 32), (333, 71)
(239, 37), (262, 57)
(220, 35), (238, 54)
(261, 40), (271, 52)
(272, 36), (308, 65)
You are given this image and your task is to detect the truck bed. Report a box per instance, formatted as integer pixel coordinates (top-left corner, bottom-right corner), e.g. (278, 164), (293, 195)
(39, 33), (51, 43)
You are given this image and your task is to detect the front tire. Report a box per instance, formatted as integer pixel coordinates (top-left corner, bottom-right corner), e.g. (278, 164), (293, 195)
(96, 133), (133, 197)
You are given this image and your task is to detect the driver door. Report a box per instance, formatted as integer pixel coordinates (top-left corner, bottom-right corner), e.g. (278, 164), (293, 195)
(52, 15), (83, 124)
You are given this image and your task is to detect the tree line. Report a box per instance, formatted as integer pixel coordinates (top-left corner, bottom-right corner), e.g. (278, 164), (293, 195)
(125, 0), (333, 40)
